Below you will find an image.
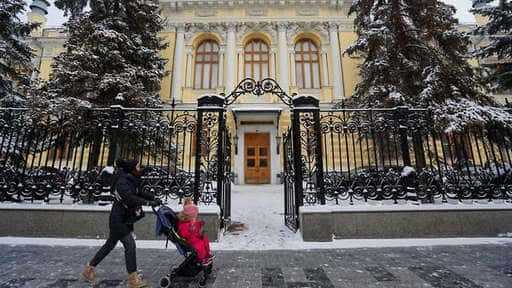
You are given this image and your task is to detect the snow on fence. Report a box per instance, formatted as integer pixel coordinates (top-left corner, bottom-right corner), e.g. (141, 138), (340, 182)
(0, 106), (222, 205)
(3, 105), (512, 209)
(298, 107), (512, 205)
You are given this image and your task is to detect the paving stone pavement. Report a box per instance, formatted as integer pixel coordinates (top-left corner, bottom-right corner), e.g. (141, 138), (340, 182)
(1, 244), (512, 288)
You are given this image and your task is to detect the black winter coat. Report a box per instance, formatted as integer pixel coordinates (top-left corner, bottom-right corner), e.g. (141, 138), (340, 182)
(109, 171), (155, 237)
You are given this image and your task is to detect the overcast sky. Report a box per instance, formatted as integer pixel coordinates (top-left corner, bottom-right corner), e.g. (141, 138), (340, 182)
(22, 0), (476, 27)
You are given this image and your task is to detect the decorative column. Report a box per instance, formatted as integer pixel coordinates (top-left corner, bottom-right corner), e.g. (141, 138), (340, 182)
(328, 22), (344, 99)
(225, 23), (237, 91)
(270, 48), (276, 79)
(237, 47), (244, 82)
(289, 47), (296, 87)
(321, 49), (329, 87)
(218, 46), (225, 88)
(185, 47), (193, 88)
(172, 24), (185, 101)
(277, 23), (290, 93)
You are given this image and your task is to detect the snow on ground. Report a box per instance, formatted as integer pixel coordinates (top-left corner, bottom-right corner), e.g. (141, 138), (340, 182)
(301, 202), (512, 213)
(218, 184), (303, 250)
(1, 236), (512, 251)
(2, 185), (512, 250)
(0, 202), (219, 213)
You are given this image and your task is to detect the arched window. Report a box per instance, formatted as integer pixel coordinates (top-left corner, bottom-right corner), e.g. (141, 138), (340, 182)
(295, 39), (321, 89)
(244, 39), (269, 80)
(194, 40), (219, 89)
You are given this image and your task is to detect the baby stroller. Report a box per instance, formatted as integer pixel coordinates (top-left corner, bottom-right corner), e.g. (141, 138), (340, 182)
(154, 206), (214, 288)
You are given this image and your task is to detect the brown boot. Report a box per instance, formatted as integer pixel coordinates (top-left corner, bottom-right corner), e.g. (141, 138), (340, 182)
(127, 272), (149, 288)
(81, 264), (96, 285)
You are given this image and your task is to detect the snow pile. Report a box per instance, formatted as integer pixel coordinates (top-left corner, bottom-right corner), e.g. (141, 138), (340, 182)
(401, 166), (415, 177)
(498, 232), (512, 238)
(301, 203), (512, 213)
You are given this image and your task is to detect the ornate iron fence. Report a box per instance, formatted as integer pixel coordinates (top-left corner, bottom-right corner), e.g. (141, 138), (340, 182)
(195, 95), (231, 226)
(3, 85), (512, 234)
(283, 127), (298, 231)
(283, 95), (325, 231)
(316, 107), (512, 205)
(0, 102), (230, 211)
(283, 102), (512, 231)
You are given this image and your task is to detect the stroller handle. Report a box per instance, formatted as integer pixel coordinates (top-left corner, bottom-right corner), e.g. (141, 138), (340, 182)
(151, 202), (167, 213)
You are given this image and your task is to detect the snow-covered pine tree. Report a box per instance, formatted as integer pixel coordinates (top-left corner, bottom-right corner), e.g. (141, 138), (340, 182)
(472, 0), (512, 92)
(44, 0), (167, 109)
(0, 0), (38, 107)
(54, 0), (88, 18)
(30, 0), (169, 168)
(344, 0), (512, 132)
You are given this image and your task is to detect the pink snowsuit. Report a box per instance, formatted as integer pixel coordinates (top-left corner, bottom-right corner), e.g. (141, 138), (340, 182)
(177, 219), (211, 263)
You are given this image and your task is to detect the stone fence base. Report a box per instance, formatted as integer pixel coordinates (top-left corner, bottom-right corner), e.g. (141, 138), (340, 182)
(299, 204), (512, 242)
(0, 204), (220, 242)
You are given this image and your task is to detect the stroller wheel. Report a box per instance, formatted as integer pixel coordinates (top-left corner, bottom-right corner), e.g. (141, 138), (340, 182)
(159, 276), (171, 288)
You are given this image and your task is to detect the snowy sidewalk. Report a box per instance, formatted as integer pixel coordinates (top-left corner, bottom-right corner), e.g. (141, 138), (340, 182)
(219, 184), (303, 250)
(1, 244), (512, 287)
(2, 184), (512, 250)
(215, 185), (512, 250)
(3, 185), (512, 287)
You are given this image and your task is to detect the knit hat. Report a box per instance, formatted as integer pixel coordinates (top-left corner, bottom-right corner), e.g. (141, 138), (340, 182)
(182, 204), (199, 219)
(116, 159), (139, 173)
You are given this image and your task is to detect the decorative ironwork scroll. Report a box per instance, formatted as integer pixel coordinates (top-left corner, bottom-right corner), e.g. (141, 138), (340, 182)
(283, 128), (298, 231)
(0, 106), (203, 205)
(193, 95), (232, 225)
(224, 78), (294, 107)
(318, 107), (512, 205)
(282, 95), (325, 230)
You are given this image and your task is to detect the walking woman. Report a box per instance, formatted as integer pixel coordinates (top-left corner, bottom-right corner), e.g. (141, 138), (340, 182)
(81, 159), (162, 288)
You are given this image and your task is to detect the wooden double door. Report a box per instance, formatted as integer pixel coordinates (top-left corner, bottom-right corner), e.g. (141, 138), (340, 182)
(244, 133), (271, 184)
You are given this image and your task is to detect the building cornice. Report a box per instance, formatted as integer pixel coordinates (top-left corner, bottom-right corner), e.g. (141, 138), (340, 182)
(166, 19), (355, 32)
(160, 0), (350, 9)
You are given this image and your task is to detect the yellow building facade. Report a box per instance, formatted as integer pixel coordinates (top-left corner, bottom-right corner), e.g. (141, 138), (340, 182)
(28, 0), (360, 184)
(28, 1), (505, 185)
(28, 0), (360, 101)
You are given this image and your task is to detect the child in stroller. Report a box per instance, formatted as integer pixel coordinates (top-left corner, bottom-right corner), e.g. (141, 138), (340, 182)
(154, 202), (214, 288)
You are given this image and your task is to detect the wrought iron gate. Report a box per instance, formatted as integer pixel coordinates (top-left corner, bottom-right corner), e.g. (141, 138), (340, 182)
(220, 77), (317, 231)
(0, 78), (327, 232)
(283, 96), (325, 231)
(283, 128), (298, 230)
(194, 95), (231, 227)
